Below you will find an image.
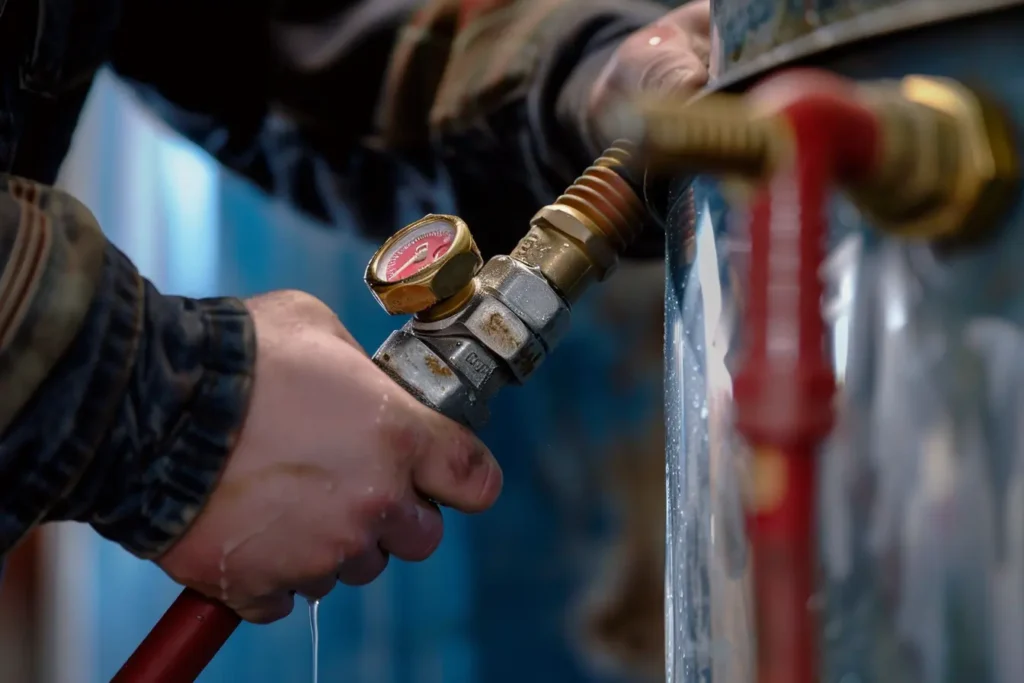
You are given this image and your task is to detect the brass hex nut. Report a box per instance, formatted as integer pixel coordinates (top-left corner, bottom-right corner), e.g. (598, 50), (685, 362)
(852, 76), (1019, 243)
(531, 204), (620, 276)
(476, 256), (571, 349)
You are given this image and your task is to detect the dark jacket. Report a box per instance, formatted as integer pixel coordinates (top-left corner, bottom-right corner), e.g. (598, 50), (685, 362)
(0, 0), (665, 562)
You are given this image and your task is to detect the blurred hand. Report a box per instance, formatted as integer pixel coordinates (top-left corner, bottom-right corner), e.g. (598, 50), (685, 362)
(588, 0), (711, 147)
(156, 290), (502, 623)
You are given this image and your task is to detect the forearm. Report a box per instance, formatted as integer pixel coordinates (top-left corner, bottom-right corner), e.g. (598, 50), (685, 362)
(110, 0), (666, 255)
(378, 0), (668, 253)
(384, 0), (666, 188)
(0, 178), (255, 560)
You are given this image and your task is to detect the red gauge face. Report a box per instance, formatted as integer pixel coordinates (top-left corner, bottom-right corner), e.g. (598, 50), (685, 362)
(377, 220), (457, 282)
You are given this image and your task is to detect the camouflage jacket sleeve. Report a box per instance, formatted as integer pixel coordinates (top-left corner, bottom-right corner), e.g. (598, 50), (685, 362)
(108, 0), (666, 257)
(0, 177), (255, 561)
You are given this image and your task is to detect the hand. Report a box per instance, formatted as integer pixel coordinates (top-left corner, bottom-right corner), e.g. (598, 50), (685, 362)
(156, 290), (502, 623)
(588, 0), (711, 147)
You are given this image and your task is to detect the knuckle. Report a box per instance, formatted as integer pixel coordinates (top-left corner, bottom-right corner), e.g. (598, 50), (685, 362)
(361, 494), (404, 525)
(623, 25), (666, 52)
(310, 548), (343, 578)
(339, 535), (376, 562)
(444, 432), (489, 487)
(380, 420), (432, 468)
(269, 289), (337, 323)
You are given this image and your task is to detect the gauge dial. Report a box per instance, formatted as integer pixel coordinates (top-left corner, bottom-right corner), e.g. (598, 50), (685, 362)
(365, 214), (483, 316)
(376, 219), (457, 283)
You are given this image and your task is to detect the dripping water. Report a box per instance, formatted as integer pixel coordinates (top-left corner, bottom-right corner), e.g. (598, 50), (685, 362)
(308, 598), (320, 683)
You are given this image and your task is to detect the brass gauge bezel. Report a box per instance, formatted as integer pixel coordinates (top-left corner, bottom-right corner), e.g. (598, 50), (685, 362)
(365, 214), (483, 316)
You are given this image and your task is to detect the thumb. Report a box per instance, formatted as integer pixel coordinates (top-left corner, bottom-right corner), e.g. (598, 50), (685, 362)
(408, 411), (503, 514)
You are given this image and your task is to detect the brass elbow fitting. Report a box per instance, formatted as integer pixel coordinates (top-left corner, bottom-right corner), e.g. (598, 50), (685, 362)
(615, 75), (1019, 246)
(850, 76), (1019, 243)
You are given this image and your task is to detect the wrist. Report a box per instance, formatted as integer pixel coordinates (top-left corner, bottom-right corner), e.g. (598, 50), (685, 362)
(555, 41), (621, 164)
(87, 289), (257, 559)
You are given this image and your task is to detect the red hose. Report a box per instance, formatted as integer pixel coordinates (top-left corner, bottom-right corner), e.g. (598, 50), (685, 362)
(110, 588), (240, 683)
(732, 70), (882, 683)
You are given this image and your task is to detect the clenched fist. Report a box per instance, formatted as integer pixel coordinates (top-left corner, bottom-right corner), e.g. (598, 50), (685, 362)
(157, 290), (502, 623)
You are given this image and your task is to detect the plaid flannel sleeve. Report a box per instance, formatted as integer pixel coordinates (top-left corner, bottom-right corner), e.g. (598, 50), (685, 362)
(0, 176), (255, 562)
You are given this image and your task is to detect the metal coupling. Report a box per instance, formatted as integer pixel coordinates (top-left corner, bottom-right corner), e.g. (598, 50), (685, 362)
(510, 142), (647, 304)
(373, 256), (572, 429)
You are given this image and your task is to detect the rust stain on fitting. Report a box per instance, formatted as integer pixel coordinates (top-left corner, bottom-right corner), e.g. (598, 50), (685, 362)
(424, 355), (454, 377)
(481, 311), (518, 352)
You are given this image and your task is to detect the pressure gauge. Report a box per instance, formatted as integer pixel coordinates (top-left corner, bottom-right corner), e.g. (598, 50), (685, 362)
(365, 214), (483, 315)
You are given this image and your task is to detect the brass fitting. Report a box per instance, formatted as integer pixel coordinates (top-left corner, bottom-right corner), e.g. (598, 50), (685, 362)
(850, 76), (1019, 243)
(618, 75), (1019, 246)
(624, 94), (783, 178)
(510, 143), (646, 303)
(365, 214), (483, 315)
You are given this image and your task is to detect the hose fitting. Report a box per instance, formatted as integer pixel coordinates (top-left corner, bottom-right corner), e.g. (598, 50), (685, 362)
(621, 74), (1019, 245)
(511, 142), (646, 303)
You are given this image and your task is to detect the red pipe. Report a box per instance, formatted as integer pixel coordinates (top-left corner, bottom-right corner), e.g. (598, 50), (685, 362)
(732, 70), (882, 683)
(110, 588), (240, 683)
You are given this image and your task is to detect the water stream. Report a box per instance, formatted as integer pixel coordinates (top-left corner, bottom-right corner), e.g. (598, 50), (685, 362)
(308, 598), (320, 683)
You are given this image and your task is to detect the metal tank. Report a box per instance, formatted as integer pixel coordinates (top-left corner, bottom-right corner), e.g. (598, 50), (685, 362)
(654, 2), (1024, 682)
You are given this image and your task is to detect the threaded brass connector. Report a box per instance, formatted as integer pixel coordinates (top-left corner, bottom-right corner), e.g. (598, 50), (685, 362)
(510, 142), (646, 303)
(613, 95), (781, 179)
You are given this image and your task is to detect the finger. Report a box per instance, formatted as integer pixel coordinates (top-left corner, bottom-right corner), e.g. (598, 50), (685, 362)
(612, 24), (709, 96)
(234, 592), (295, 624)
(336, 547), (390, 586)
(410, 423), (502, 514)
(662, 0), (710, 39)
(294, 575), (338, 602)
(328, 318), (367, 353)
(377, 495), (444, 562)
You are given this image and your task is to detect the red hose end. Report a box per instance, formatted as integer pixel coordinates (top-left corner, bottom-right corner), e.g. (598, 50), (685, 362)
(111, 589), (240, 683)
(747, 446), (819, 683)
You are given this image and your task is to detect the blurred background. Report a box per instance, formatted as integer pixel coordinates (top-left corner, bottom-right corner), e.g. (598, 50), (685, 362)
(0, 67), (666, 683)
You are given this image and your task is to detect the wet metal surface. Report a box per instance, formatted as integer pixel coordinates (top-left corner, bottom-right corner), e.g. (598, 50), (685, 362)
(663, 13), (1024, 681)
